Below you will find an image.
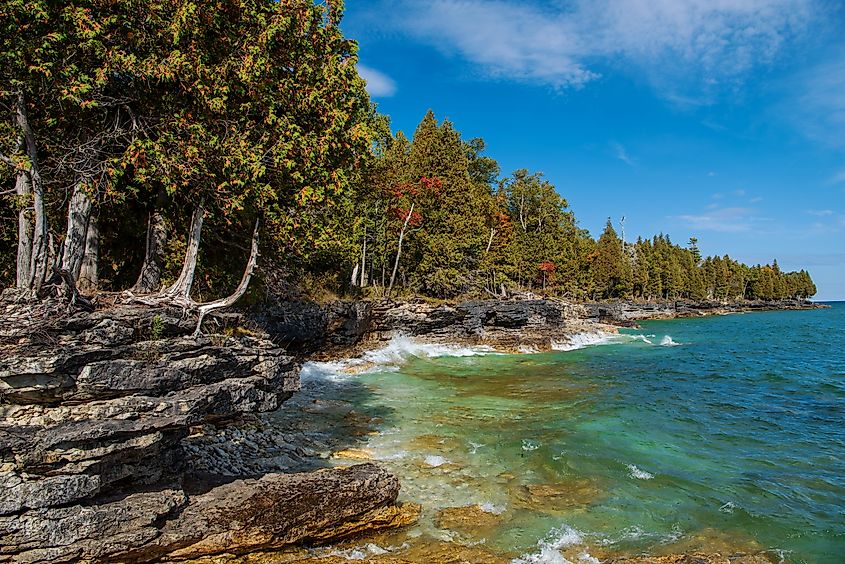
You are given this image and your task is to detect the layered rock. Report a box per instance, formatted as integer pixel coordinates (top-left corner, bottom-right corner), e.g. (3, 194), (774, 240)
(583, 298), (823, 326)
(251, 298), (610, 355)
(247, 297), (822, 357)
(0, 303), (413, 562)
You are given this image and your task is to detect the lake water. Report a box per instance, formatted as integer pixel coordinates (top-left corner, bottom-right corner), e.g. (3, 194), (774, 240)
(300, 303), (845, 563)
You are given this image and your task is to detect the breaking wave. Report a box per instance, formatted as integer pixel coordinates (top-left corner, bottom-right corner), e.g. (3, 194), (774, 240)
(552, 332), (618, 351)
(301, 336), (496, 381)
(512, 525), (595, 564)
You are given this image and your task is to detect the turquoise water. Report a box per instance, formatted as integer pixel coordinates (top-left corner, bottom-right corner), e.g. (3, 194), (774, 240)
(312, 303), (845, 562)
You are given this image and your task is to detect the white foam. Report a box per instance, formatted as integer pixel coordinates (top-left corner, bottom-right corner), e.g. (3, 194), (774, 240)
(512, 525), (585, 564)
(424, 455), (450, 467)
(480, 501), (506, 515)
(326, 542), (390, 560)
(660, 335), (681, 347)
(719, 501), (737, 513)
(364, 336), (495, 364)
(552, 332), (616, 351)
(468, 441), (484, 454)
(300, 336), (496, 381)
(629, 334), (654, 345)
(522, 439), (541, 451)
(627, 464), (654, 480)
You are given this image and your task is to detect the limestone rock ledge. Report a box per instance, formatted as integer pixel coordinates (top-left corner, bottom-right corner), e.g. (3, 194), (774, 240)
(1, 464), (412, 563)
(0, 304), (413, 562)
(251, 298), (609, 355)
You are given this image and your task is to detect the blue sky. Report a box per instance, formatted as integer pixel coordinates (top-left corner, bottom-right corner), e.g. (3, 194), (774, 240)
(342, 0), (845, 300)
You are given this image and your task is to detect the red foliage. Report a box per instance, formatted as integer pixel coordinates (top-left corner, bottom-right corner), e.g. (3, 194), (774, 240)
(384, 176), (444, 228)
(538, 261), (556, 273)
(419, 176), (443, 194)
(389, 207), (423, 227)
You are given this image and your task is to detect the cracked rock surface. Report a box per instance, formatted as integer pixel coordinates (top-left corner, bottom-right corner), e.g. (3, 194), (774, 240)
(0, 302), (412, 563)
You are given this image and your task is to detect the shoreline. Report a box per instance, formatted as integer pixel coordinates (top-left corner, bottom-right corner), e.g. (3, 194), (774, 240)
(0, 296), (825, 562)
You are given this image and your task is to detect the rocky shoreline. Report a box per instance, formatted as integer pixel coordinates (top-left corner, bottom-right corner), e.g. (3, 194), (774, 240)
(0, 301), (414, 563)
(0, 295), (819, 562)
(246, 296), (823, 357)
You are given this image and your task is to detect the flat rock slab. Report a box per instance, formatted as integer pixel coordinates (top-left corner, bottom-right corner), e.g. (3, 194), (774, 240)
(0, 464), (414, 563)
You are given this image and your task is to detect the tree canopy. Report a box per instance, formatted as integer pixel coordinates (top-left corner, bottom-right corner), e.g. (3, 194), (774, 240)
(0, 2), (817, 307)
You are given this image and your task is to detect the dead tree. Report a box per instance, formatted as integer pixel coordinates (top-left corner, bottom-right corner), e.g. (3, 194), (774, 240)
(158, 200), (205, 305)
(387, 203), (414, 297)
(192, 218), (260, 337)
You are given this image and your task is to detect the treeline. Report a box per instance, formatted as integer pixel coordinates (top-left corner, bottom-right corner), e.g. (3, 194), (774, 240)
(0, 1), (815, 308)
(308, 110), (816, 301)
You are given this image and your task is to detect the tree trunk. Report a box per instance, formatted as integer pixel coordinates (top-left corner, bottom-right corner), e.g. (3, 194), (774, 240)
(387, 203), (413, 297)
(351, 262), (360, 288)
(133, 207), (167, 293)
(485, 227), (495, 253)
(193, 218), (260, 337)
(16, 92), (48, 294)
(160, 200), (205, 303)
(360, 228), (367, 287)
(78, 213), (99, 292)
(60, 182), (93, 282)
(15, 172), (33, 290)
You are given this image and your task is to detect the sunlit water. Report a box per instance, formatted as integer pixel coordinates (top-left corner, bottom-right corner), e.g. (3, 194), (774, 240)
(298, 303), (845, 563)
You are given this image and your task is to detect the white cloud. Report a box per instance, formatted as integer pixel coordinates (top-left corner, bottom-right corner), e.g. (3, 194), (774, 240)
(358, 65), (397, 97)
(806, 209), (834, 216)
(676, 206), (766, 232)
(612, 142), (636, 166)
(381, 0), (820, 96)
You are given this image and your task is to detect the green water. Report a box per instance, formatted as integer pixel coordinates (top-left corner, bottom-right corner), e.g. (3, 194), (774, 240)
(303, 303), (845, 563)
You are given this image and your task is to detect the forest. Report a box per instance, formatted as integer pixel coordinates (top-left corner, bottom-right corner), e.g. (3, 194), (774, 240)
(0, 0), (816, 313)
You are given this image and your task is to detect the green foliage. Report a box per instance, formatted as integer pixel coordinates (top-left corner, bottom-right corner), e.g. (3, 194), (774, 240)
(149, 315), (163, 340)
(1, 0), (374, 297)
(333, 110), (817, 302)
(0, 4), (816, 303)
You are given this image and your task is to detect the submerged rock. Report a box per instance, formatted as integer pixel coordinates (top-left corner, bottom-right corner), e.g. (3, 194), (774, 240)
(511, 479), (601, 512)
(435, 504), (506, 535)
(332, 448), (376, 461)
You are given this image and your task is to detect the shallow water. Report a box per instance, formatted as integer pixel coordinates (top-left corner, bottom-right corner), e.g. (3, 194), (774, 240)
(300, 303), (845, 563)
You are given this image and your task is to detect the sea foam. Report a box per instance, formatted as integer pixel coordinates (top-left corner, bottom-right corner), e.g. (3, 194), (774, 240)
(424, 455), (449, 467)
(300, 336), (495, 381)
(627, 464), (654, 480)
(512, 525), (589, 564)
(552, 332), (617, 351)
